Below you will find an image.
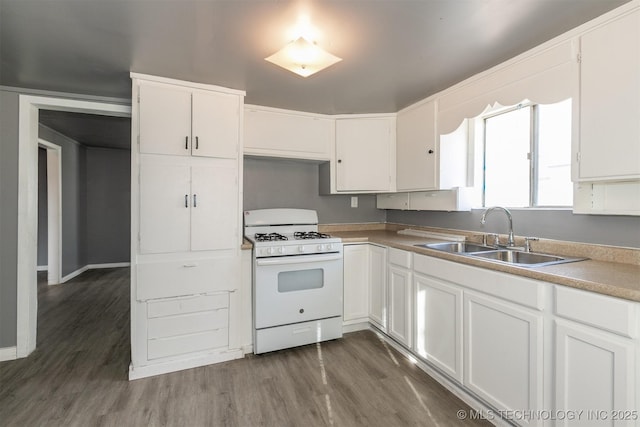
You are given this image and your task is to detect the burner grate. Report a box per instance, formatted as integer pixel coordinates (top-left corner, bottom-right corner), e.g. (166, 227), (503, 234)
(255, 232), (288, 242)
(294, 231), (332, 240)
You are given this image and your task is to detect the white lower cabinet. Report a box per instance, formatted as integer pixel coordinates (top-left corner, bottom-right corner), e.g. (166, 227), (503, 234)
(388, 265), (413, 348)
(343, 244), (371, 325)
(387, 248), (413, 348)
(554, 286), (637, 426)
(368, 244), (387, 330)
(555, 319), (636, 427)
(464, 291), (544, 425)
(413, 272), (463, 382)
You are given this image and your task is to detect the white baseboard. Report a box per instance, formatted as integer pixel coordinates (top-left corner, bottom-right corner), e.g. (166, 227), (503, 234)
(86, 262), (130, 269)
(343, 320), (370, 333)
(60, 262), (130, 283)
(37, 265), (48, 272)
(60, 266), (89, 283)
(0, 346), (18, 361)
(129, 349), (244, 380)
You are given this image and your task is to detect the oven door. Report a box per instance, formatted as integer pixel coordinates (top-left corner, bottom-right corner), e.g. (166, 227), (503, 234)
(254, 253), (343, 329)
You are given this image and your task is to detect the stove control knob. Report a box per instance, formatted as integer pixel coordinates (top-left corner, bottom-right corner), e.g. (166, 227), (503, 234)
(299, 246), (306, 253)
(267, 247), (274, 255)
(278, 246), (284, 254)
(327, 244), (333, 251)
(317, 244), (324, 251)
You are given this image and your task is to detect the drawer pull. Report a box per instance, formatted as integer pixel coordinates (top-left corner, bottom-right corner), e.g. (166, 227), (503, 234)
(182, 263), (198, 268)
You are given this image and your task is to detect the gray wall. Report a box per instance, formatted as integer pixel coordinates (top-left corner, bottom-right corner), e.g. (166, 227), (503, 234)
(388, 209), (640, 248)
(39, 125), (88, 276)
(38, 126), (132, 273)
(243, 156), (386, 224)
(0, 90), (19, 348)
(86, 147), (130, 265)
(37, 148), (48, 266)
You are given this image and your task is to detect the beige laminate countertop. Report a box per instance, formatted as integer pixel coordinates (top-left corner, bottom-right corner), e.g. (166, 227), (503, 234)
(331, 230), (640, 303)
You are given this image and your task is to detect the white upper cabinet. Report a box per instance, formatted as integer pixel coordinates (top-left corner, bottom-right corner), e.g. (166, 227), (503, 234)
(139, 156), (238, 254)
(396, 99), (468, 192)
(244, 106), (333, 161)
(335, 116), (396, 192)
(396, 99), (438, 191)
(577, 9), (640, 181)
(139, 81), (239, 159)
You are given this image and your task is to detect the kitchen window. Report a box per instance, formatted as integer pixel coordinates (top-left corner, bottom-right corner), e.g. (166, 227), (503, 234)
(482, 99), (573, 207)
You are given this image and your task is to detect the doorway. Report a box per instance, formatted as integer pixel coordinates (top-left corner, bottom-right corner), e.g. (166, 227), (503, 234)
(37, 140), (62, 285)
(16, 95), (131, 358)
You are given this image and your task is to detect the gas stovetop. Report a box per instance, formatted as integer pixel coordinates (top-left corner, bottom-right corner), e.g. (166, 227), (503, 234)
(253, 231), (333, 242)
(244, 209), (342, 257)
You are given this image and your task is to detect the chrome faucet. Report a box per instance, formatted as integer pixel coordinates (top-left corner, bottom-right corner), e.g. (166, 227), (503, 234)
(481, 206), (516, 247)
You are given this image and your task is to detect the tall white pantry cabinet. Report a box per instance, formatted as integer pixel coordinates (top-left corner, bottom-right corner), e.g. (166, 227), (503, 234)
(129, 73), (246, 380)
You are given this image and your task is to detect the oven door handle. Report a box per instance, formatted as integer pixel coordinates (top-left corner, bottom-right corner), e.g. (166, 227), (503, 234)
(256, 253), (342, 266)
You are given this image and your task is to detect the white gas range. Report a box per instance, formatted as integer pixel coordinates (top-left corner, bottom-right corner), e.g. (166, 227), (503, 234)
(244, 209), (344, 354)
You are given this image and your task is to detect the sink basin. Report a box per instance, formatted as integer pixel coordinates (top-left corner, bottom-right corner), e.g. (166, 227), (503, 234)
(469, 250), (587, 267)
(416, 242), (496, 253)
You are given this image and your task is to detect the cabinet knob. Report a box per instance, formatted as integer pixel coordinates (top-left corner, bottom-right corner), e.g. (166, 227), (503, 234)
(428, 149), (434, 154)
(337, 159), (342, 163)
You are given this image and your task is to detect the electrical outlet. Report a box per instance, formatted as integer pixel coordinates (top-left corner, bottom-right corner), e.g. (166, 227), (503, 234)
(351, 196), (358, 208)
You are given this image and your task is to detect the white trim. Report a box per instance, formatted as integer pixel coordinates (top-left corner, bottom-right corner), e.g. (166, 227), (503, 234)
(58, 263), (131, 284)
(130, 72), (246, 96)
(38, 138), (62, 286)
(0, 346), (18, 361)
(128, 349), (244, 380)
(36, 265), (48, 272)
(16, 94), (131, 358)
(60, 266), (89, 284)
(86, 262), (131, 269)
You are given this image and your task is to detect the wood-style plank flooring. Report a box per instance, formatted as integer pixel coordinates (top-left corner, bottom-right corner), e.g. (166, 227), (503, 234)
(0, 268), (490, 426)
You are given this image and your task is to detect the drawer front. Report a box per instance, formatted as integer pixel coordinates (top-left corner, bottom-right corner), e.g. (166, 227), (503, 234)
(555, 286), (637, 338)
(413, 254), (546, 310)
(137, 257), (238, 300)
(148, 329), (229, 360)
(148, 308), (228, 339)
(388, 248), (412, 269)
(147, 293), (228, 318)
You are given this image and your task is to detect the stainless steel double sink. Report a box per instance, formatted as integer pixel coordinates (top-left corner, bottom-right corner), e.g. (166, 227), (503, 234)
(415, 241), (587, 267)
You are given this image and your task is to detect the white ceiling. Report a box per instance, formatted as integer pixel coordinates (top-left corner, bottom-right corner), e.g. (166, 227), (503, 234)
(1, 0), (631, 116)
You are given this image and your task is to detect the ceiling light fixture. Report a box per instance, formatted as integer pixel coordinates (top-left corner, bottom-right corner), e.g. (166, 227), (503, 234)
(265, 36), (342, 78)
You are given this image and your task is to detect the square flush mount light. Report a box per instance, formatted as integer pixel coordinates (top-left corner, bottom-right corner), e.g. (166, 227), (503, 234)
(265, 37), (342, 77)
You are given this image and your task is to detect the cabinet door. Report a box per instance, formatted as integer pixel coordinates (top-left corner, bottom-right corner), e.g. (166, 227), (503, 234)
(414, 273), (463, 382)
(368, 245), (387, 330)
(396, 100), (437, 191)
(388, 265), (412, 348)
(192, 90), (240, 159)
(244, 108), (332, 160)
(555, 319), (635, 427)
(336, 118), (393, 192)
(139, 160), (191, 254)
(139, 82), (192, 156)
(343, 245), (370, 323)
(190, 162), (238, 251)
(579, 10), (640, 180)
(464, 292), (543, 423)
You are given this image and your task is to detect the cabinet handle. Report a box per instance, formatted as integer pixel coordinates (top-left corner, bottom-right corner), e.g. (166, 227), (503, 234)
(184, 194), (189, 208)
(185, 136), (189, 150)
(193, 194), (197, 208)
(428, 149), (434, 154)
(195, 136), (199, 150)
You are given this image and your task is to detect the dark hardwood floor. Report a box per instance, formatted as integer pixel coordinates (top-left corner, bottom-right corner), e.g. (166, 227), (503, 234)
(0, 268), (490, 426)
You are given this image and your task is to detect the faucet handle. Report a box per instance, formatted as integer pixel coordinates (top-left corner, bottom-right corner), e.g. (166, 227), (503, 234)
(483, 233), (500, 247)
(524, 237), (539, 252)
